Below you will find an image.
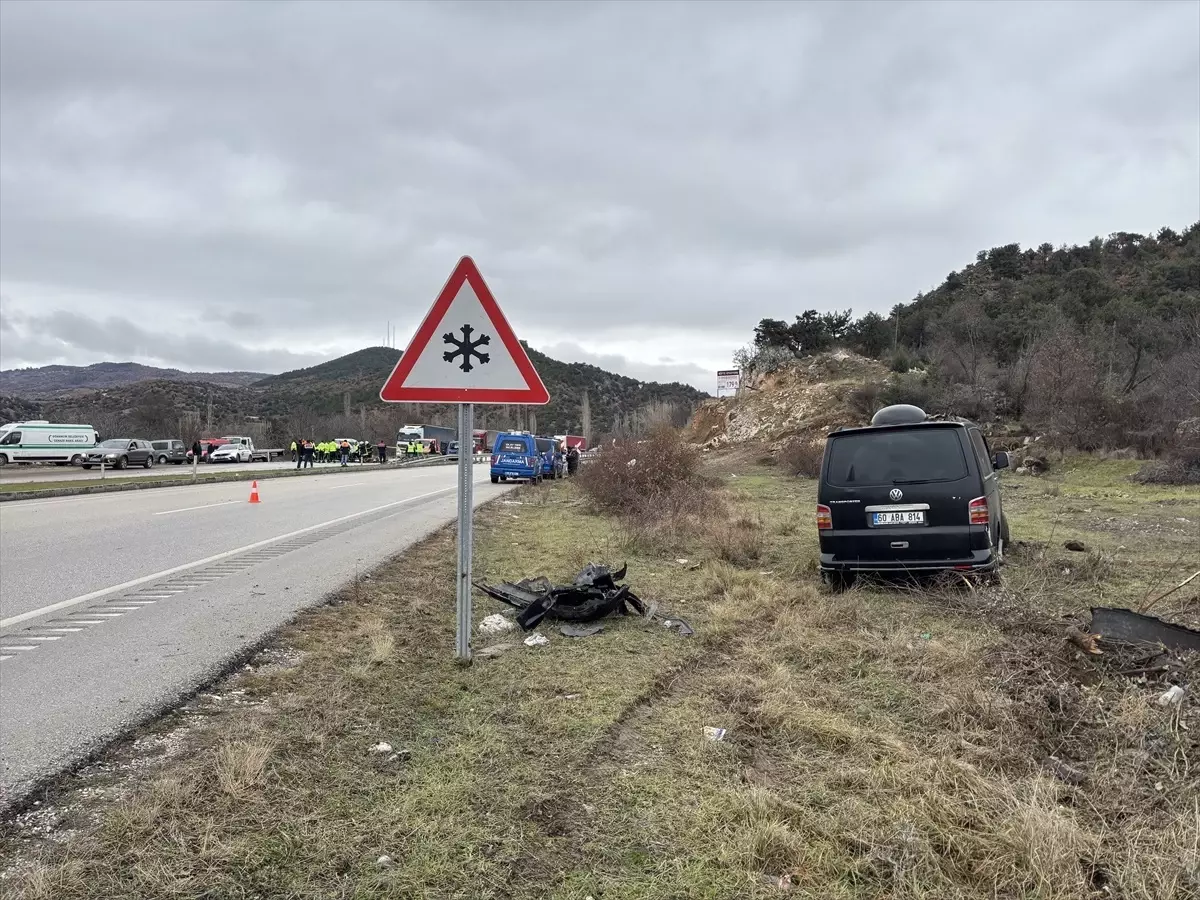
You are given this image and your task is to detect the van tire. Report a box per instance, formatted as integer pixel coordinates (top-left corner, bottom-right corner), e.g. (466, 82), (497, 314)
(82, 464), (92, 470)
(0, 454), (7, 466)
(70, 454), (82, 466)
(491, 475), (499, 484)
(999, 513), (1011, 545)
(158, 455), (169, 465)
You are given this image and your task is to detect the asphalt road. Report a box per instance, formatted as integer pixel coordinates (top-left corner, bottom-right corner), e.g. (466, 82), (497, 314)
(0, 457), (312, 484)
(0, 463), (509, 808)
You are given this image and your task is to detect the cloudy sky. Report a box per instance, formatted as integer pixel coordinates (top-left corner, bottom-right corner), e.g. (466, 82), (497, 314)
(1, 0), (1197, 391)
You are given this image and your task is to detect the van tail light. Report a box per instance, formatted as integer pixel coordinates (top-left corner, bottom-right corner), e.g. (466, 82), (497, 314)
(969, 497), (990, 526)
(816, 504), (833, 530)
(490, 455), (498, 466)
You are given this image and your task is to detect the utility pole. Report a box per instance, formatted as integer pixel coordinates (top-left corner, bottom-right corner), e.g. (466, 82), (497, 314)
(205, 391), (213, 433)
(581, 389), (591, 445)
(529, 410), (537, 435)
(344, 390), (351, 419)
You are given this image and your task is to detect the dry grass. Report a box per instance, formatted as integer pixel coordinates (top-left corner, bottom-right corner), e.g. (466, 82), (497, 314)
(213, 737), (274, 797)
(3, 458), (1197, 899)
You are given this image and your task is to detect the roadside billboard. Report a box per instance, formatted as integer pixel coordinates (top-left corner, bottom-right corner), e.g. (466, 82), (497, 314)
(716, 369), (741, 398)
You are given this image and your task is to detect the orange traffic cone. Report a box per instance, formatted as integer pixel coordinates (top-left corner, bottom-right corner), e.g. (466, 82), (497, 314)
(248, 481), (261, 504)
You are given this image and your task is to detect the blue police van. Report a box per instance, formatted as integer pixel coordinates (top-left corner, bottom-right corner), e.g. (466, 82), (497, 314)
(536, 437), (565, 480)
(490, 432), (542, 485)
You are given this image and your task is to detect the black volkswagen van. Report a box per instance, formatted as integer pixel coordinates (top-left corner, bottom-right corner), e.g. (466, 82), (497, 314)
(817, 405), (1010, 589)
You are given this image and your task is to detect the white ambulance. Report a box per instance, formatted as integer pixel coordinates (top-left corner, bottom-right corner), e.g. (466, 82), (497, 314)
(0, 421), (98, 466)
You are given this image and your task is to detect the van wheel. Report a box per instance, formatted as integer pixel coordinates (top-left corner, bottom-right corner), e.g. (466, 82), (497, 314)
(158, 455), (168, 465)
(824, 571), (856, 593)
(0, 454), (7, 466)
(82, 464), (92, 470)
(70, 454), (82, 466)
(491, 475), (499, 484)
(999, 513), (1011, 545)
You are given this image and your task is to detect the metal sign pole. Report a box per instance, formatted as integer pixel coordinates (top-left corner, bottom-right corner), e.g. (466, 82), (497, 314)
(455, 402), (474, 662)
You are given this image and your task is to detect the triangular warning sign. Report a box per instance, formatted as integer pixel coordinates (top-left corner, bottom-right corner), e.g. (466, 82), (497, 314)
(380, 257), (550, 405)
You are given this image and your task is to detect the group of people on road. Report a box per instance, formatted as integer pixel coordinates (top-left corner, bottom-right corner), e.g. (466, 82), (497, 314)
(401, 439), (439, 459)
(291, 438), (390, 469)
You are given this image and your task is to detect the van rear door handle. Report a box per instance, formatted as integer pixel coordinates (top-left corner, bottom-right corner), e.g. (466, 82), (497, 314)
(890, 541), (909, 549)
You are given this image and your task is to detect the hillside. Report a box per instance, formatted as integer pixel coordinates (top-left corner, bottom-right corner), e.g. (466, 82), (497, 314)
(686, 351), (890, 449)
(0, 362), (269, 398)
(247, 345), (706, 434)
(745, 222), (1200, 452)
(26, 345), (707, 444)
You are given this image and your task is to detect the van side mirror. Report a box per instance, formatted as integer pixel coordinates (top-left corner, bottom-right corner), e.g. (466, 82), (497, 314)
(993, 451), (1010, 470)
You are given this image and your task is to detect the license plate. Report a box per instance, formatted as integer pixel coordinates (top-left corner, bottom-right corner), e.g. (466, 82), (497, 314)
(872, 511), (925, 526)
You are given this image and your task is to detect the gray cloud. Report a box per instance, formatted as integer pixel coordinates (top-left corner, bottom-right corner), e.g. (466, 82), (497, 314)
(1, 0), (1197, 386)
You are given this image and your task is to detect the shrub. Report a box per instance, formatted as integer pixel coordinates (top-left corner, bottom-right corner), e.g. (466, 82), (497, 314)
(879, 373), (932, 410)
(780, 438), (824, 478)
(1132, 454), (1200, 486)
(847, 382), (884, 419)
(888, 347), (916, 373)
(578, 426), (710, 519)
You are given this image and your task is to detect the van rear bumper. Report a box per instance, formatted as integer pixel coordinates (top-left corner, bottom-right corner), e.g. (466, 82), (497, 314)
(491, 467), (537, 480)
(819, 548), (998, 573)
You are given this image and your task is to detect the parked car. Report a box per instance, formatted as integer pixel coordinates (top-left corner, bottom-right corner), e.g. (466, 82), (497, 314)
(489, 432), (541, 484)
(209, 443), (253, 464)
(446, 440), (460, 459)
(82, 439), (155, 470)
(151, 439), (188, 465)
(817, 404), (1010, 590)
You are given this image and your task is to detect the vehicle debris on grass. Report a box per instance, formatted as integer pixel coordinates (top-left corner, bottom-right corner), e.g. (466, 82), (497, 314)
(1090, 606), (1200, 654)
(476, 562), (696, 637)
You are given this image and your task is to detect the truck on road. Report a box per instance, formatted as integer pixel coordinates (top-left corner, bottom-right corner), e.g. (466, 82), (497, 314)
(218, 435), (286, 462)
(397, 424), (456, 455)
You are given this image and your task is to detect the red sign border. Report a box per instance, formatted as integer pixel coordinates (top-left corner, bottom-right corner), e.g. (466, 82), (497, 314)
(379, 257), (550, 405)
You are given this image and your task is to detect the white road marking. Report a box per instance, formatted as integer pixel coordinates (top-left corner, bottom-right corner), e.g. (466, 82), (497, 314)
(323, 481), (367, 489)
(63, 619), (105, 625)
(0, 655), (13, 661)
(154, 500), (241, 516)
(80, 612), (126, 618)
(99, 606), (145, 612)
(0, 645), (36, 651)
(38, 627), (84, 633)
(25, 636), (62, 642)
(0, 485), (456, 630)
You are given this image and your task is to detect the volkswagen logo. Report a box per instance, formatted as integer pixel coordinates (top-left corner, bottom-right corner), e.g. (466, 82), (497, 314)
(889, 488), (904, 502)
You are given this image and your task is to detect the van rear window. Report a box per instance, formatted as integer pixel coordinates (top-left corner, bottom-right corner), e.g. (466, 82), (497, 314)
(826, 428), (968, 486)
(498, 439), (528, 453)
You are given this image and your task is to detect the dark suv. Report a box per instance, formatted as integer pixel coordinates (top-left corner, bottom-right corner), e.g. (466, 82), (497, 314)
(817, 405), (1010, 589)
(82, 439), (155, 470)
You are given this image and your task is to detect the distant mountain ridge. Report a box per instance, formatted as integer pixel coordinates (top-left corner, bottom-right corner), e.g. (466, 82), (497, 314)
(5, 346), (708, 438)
(0, 361), (269, 398)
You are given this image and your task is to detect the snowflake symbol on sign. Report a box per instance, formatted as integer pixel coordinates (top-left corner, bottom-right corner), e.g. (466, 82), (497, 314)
(442, 324), (491, 373)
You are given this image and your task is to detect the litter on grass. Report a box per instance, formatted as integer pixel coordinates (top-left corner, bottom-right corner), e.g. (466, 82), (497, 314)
(478, 613), (516, 635)
(703, 727), (727, 742)
(561, 623), (604, 638)
(523, 633), (550, 647)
